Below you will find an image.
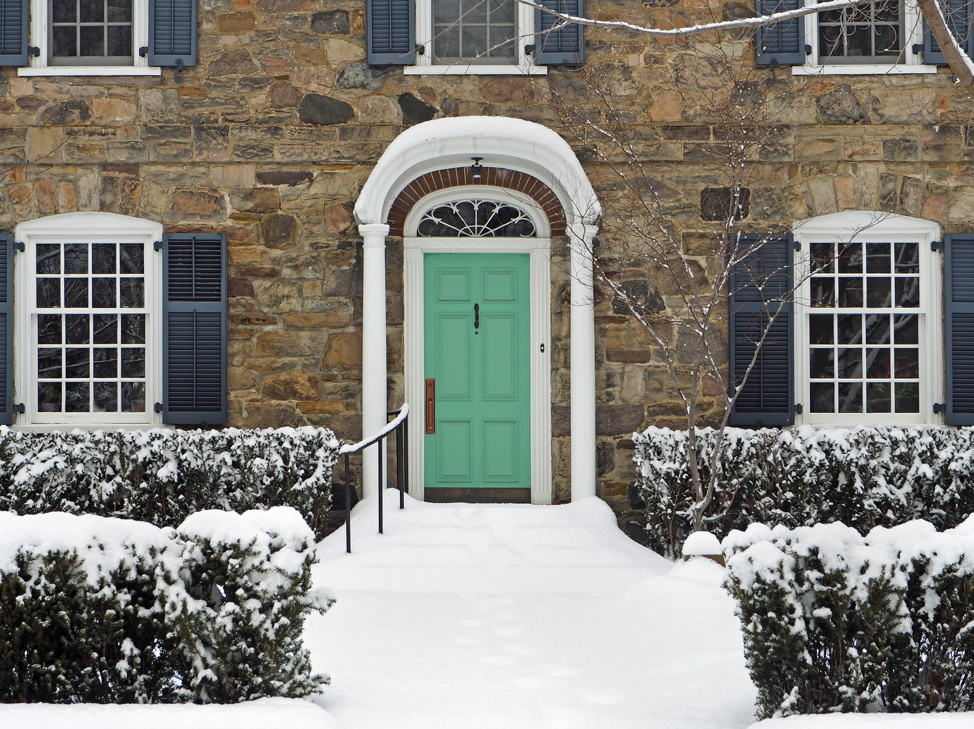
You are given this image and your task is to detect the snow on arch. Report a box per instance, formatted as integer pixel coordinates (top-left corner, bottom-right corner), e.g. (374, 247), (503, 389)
(354, 116), (601, 229)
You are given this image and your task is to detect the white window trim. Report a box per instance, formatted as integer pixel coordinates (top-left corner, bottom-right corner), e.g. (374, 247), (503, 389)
(19, 0), (161, 77)
(793, 0), (938, 75)
(14, 213), (165, 430)
(793, 211), (943, 426)
(407, 0), (546, 75)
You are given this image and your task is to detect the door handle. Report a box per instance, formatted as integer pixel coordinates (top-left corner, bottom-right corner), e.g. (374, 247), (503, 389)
(474, 303), (480, 330)
(425, 378), (435, 434)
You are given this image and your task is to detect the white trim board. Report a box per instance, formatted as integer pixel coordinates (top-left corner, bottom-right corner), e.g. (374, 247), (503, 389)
(404, 237), (552, 504)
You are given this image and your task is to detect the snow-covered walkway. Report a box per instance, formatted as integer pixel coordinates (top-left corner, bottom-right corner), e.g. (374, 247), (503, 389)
(304, 491), (757, 729)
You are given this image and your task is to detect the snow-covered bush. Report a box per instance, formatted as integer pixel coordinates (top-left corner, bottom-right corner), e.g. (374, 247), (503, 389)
(632, 425), (974, 557)
(0, 508), (334, 704)
(0, 427), (340, 539)
(724, 518), (974, 718)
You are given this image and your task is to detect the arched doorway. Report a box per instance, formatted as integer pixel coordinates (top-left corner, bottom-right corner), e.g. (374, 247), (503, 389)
(354, 117), (600, 504)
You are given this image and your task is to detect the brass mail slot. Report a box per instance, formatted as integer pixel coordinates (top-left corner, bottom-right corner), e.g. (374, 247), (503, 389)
(425, 378), (435, 434)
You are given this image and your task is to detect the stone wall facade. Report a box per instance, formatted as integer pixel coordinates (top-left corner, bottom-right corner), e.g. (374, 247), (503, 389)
(2, 0), (973, 531)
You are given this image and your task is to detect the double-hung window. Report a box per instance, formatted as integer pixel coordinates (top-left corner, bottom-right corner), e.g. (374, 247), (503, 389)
(754, 0), (972, 74)
(8, 213), (227, 429)
(0, 0), (196, 77)
(366, 0), (584, 73)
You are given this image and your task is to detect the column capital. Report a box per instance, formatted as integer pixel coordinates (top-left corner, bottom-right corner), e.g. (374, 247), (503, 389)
(359, 223), (390, 244)
(568, 222), (600, 244)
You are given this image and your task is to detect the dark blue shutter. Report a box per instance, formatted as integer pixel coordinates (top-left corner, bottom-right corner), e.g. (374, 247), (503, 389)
(535, 0), (584, 65)
(755, 0), (807, 66)
(728, 233), (795, 426)
(945, 234), (974, 425)
(367, 0), (415, 65)
(0, 236), (11, 425)
(0, 0), (28, 66)
(148, 0), (197, 68)
(163, 233), (226, 426)
(923, 0), (973, 65)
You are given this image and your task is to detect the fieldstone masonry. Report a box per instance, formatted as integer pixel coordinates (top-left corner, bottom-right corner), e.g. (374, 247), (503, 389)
(2, 0), (974, 532)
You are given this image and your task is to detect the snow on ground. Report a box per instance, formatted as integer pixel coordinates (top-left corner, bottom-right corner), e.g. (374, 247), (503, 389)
(751, 717), (974, 729)
(304, 491), (756, 729)
(0, 697), (340, 729)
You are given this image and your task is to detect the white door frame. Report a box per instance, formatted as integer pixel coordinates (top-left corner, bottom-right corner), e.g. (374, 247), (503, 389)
(404, 237), (552, 504)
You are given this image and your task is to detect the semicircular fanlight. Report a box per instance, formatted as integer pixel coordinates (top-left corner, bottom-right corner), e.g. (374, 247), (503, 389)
(416, 200), (536, 238)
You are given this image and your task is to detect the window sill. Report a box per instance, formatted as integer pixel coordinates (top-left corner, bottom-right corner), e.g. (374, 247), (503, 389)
(19, 66), (161, 77)
(793, 63), (939, 76)
(405, 63), (547, 75)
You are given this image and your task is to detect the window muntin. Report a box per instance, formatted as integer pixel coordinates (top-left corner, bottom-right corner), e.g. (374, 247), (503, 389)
(50, 0), (134, 66)
(432, 0), (516, 63)
(818, 0), (902, 63)
(807, 241), (920, 415)
(34, 242), (147, 415)
(796, 213), (941, 426)
(418, 199), (536, 237)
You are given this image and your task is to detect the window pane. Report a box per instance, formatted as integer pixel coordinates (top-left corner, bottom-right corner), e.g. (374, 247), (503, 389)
(65, 279), (88, 308)
(838, 382), (863, 413)
(94, 313), (117, 344)
(92, 278), (116, 308)
(865, 348), (890, 378)
(433, 0), (460, 23)
(838, 314), (862, 344)
(38, 382), (62, 412)
(121, 382), (145, 412)
(121, 314), (145, 344)
(79, 0), (104, 22)
(65, 314), (89, 344)
(810, 349), (835, 378)
(92, 244), (116, 274)
(865, 314), (890, 344)
(810, 314), (834, 344)
(37, 279), (61, 308)
(38, 315), (62, 345)
(893, 314), (918, 344)
(65, 382), (90, 412)
(107, 25), (131, 56)
(94, 382), (118, 412)
(461, 0), (486, 23)
(811, 243), (834, 273)
(865, 243), (890, 273)
(107, 0), (131, 21)
(895, 243), (919, 273)
(120, 244), (143, 273)
(895, 382), (919, 412)
(866, 278), (891, 308)
(838, 278), (863, 307)
(895, 277), (919, 308)
(52, 0), (77, 23)
(810, 277), (834, 307)
(838, 243), (862, 273)
(836, 348), (862, 378)
(38, 348), (62, 379)
(121, 348), (144, 378)
(810, 382), (834, 412)
(80, 26), (105, 56)
(37, 245), (60, 274)
(93, 348), (118, 378)
(64, 244), (88, 274)
(895, 348), (919, 378)
(120, 279), (143, 308)
(461, 27), (487, 58)
(867, 382), (891, 412)
(66, 348), (90, 378)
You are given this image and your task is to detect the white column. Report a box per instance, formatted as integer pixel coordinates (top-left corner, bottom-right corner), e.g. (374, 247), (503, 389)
(570, 223), (599, 501)
(360, 223), (389, 499)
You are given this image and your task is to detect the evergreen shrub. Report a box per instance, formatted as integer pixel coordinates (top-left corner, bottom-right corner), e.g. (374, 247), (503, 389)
(632, 425), (974, 557)
(0, 508), (335, 704)
(724, 518), (974, 717)
(0, 427), (340, 539)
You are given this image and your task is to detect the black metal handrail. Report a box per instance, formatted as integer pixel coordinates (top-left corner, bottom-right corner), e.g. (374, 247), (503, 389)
(338, 404), (409, 553)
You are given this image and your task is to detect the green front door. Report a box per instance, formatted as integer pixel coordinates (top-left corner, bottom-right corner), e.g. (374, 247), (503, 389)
(424, 252), (531, 499)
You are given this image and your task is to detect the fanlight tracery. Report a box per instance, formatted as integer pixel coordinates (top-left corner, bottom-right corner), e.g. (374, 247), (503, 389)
(416, 199), (536, 238)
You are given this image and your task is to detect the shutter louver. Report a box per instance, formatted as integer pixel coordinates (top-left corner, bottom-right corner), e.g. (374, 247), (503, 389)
(923, 0), (973, 65)
(755, 0), (807, 66)
(535, 0), (584, 65)
(148, 0), (197, 68)
(163, 233), (226, 425)
(728, 233), (796, 426)
(0, 236), (11, 425)
(0, 0), (28, 66)
(367, 0), (416, 65)
(945, 234), (974, 425)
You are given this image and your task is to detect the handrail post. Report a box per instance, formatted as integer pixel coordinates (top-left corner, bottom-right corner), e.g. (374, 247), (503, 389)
(403, 411), (408, 504)
(344, 452), (351, 554)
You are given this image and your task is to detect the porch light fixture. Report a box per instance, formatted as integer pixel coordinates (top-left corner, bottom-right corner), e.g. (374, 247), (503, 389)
(470, 157), (484, 180)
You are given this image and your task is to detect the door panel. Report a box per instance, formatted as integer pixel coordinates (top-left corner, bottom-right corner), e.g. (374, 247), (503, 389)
(425, 252), (530, 493)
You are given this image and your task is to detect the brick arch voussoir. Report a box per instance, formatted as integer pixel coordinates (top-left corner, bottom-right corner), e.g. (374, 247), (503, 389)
(386, 167), (567, 237)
